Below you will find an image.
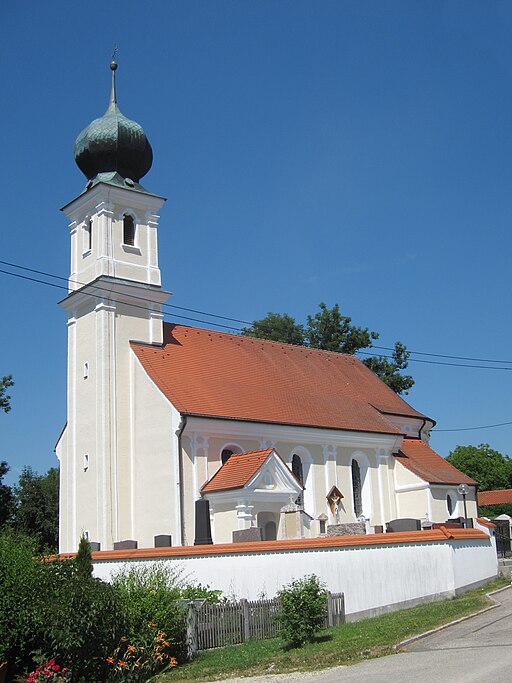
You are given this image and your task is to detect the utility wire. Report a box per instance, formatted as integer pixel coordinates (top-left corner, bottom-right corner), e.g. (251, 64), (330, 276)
(433, 420), (512, 433)
(2, 260), (512, 370)
(0, 259), (251, 326)
(3, 264), (512, 434)
(357, 350), (512, 371)
(0, 268), (241, 332)
(4, 259), (512, 366)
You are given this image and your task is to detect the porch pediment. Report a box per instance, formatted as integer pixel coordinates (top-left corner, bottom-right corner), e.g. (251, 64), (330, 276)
(201, 448), (303, 504)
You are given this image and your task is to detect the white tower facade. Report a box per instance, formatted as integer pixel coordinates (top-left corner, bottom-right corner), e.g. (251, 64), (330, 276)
(56, 62), (169, 552)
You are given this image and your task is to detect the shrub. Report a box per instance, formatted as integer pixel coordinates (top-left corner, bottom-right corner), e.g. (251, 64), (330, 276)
(276, 574), (328, 646)
(0, 532), (41, 673)
(34, 557), (125, 681)
(111, 563), (188, 665)
(110, 562), (222, 672)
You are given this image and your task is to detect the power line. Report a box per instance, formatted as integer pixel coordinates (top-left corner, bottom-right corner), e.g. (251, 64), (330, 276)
(0, 268), (242, 332)
(0, 259), (251, 326)
(3, 263), (512, 434)
(370, 344), (512, 365)
(357, 350), (512, 371)
(2, 260), (512, 371)
(4, 258), (512, 365)
(433, 420), (512, 433)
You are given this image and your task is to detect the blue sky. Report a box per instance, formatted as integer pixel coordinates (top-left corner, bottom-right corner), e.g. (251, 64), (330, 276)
(2, 0), (512, 483)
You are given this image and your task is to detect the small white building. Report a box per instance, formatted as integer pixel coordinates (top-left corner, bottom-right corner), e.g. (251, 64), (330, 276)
(56, 63), (477, 553)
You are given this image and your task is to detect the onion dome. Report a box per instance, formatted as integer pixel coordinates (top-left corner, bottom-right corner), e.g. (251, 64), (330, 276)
(74, 61), (153, 185)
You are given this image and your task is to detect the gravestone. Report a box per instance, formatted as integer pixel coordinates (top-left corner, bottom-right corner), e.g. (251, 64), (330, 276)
(327, 522), (366, 536)
(386, 518), (421, 532)
(194, 499), (213, 545)
(233, 527), (262, 543)
(154, 534), (172, 547)
(113, 539), (138, 550)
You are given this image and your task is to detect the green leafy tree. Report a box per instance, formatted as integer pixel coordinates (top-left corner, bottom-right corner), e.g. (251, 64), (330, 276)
(478, 503), (512, 518)
(276, 574), (327, 647)
(0, 375), (14, 413)
(13, 466), (59, 553)
(362, 341), (414, 395)
(305, 302), (377, 354)
(242, 312), (305, 345)
(242, 303), (414, 394)
(446, 444), (512, 491)
(0, 461), (14, 527)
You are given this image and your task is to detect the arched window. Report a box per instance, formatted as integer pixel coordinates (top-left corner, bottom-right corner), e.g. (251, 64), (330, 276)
(351, 460), (362, 518)
(123, 214), (135, 246)
(292, 453), (304, 506)
(446, 491), (457, 517)
(221, 449), (234, 465)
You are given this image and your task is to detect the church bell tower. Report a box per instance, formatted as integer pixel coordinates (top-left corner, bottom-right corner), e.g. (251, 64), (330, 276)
(56, 60), (169, 552)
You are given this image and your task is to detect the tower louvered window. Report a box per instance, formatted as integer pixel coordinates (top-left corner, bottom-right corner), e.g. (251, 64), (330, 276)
(123, 214), (135, 246)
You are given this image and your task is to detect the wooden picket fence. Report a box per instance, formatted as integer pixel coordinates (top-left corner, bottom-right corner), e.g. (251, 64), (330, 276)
(196, 592), (345, 651)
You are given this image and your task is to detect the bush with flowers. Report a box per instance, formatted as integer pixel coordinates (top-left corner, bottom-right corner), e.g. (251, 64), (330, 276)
(26, 660), (71, 683)
(106, 622), (178, 681)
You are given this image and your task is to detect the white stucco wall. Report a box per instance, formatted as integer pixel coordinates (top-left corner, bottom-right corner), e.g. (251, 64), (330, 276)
(92, 532), (497, 619)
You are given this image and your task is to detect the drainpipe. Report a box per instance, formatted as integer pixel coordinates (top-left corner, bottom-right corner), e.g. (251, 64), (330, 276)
(176, 415), (187, 546)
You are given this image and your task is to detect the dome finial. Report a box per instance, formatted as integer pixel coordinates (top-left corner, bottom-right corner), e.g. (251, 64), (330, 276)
(74, 46), (153, 186)
(109, 46), (118, 107)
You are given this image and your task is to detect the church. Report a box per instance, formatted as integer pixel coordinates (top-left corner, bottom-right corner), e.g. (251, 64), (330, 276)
(56, 62), (478, 553)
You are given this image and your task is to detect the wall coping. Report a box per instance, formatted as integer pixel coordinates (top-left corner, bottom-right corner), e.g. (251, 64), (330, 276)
(59, 527), (489, 562)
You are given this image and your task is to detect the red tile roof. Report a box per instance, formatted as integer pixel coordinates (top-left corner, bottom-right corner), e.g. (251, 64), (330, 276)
(131, 324), (428, 435)
(201, 449), (275, 493)
(396, 438), (477, 485)
(478, 489), (512, 506)
(57, 527), (489, 562)
(476, 517), (496, 528)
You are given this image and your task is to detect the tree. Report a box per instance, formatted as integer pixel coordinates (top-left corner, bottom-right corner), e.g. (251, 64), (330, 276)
(446, 444), (512, 491)
(242, 312), (305, 345)
(276, 574), (327, 646)
(242, 303), (414, 394)
(0, 375), (14, 413)
(13, 466), (59, 553)
(0, 461), (14, 527)
(362, 341), (414, 395)
(75, 535), (93, 578)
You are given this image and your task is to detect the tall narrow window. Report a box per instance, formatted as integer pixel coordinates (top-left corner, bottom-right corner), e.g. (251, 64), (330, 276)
(351, 460), (362, 518)
(83, 218), (92, 253)
(292, 454), (304, 507)
(123, 214), (135, 246)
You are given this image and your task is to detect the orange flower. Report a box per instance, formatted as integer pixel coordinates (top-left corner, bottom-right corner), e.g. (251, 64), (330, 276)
(170, 657), (178, 668)
(127, 645), (136, 652)
(117, 660), (127, 668)
(106, 657), (115, 664)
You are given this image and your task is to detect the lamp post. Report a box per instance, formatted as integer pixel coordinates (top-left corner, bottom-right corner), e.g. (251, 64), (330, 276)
(457, 483), (469, 528)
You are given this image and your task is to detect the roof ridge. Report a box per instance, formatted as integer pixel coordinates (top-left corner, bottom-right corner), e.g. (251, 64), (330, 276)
(162, 322), (358, 361)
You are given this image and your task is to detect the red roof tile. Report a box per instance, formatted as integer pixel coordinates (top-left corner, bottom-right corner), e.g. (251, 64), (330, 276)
(57, 527), (489, 562)
(396, 438), (477, 485)
(131, 324), (428, 435)
(476, 517), (496, 528)
(201, 449), (275, 493)
(478, 489), (512, 506)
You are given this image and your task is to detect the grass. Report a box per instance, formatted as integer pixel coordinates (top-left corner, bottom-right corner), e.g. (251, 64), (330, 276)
(153, 576), (509, 682)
